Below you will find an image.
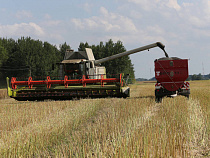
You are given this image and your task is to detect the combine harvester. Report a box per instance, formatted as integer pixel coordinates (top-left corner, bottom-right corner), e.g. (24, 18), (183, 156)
(6, 42), (190, 102)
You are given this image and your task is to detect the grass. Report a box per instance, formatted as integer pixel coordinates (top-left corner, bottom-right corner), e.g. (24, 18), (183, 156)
(0, 80), (209, 157)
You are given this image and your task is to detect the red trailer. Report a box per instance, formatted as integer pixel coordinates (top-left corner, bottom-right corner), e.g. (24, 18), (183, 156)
(154, 57), (190, 102)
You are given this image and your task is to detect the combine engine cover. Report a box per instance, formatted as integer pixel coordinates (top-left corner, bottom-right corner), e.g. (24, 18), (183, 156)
(154, 57), (190, 102)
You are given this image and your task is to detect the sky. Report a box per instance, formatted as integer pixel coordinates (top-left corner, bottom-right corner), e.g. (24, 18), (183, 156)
(0, 0), (210, 79)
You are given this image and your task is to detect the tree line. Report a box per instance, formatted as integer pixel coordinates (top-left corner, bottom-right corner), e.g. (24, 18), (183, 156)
(136, 73), (210, 82)
(187, 73), (210, 81)
(0, 37), (135, 86)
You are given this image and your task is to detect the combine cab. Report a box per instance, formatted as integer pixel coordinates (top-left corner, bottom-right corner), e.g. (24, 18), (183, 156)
(154, 57), (190, 102)
(7, 42), (167, 101)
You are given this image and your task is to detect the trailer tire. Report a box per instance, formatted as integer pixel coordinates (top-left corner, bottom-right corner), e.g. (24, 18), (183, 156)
(155, 96), (162, 103)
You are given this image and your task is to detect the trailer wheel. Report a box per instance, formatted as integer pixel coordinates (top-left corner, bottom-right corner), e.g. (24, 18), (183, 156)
(155, 96), (162, 103)
(123, 95), (128, 99)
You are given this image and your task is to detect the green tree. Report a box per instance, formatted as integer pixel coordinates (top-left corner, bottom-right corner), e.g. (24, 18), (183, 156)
(59, 42), (71, 60)
(191, 74), (197, 80)
(208, 73), (210, 79)
(78, 42), (90, 51)
(0, 44), (8, 67)
(191, 73), (203, 80)
(1, 37), (61, 78)
(196, 73), (203, 80)
(0, 41), (8, 80)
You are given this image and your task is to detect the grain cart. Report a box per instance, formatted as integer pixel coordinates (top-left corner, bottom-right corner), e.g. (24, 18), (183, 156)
(7, 42), (168, 101)
(154, 57), (190, 102)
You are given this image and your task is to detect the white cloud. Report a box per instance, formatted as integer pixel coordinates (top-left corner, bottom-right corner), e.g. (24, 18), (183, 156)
(69, 0), (210, 49)
(146, 25), (165, 35)
(167, 0), (181, 11)
(71, 7), (137, 33)
(100, 6), (109, 16)
(42, 19), (62, 27)
(128, 0), (157, 11)
(15, 10), (33, 19)
(81, 3), (93, 13)
(28, 23), (44, 36)
(127, 0), (180, 11)
(71, 18), (85, 29)
(178, 0), (210, 29)
(125, 0), (210, 39)
(130, 10), (142, 19)
(0, 22), (45, 37)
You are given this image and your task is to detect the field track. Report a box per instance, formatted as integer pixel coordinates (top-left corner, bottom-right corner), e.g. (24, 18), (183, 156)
(0, 81), (209, 157)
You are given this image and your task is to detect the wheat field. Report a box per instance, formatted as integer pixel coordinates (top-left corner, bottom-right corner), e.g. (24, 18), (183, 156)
(0, 81), (209, 157)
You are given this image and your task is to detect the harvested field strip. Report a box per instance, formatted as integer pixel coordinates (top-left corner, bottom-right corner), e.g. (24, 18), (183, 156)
(60, 98), (159, 157)
(0, 99), (106, 157)
(186, 81), (210, 157)
(187, 99), (208, 157)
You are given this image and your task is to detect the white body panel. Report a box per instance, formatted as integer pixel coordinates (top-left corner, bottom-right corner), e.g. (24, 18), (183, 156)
(88, 66), (106, 79)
